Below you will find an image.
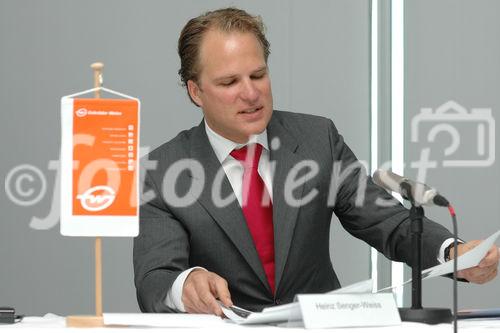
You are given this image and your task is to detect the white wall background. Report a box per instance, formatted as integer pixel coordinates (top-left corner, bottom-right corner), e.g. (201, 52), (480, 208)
(0, 0), (371, 315)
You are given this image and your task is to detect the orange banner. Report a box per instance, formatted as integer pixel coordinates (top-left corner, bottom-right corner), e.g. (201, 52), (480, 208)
(72, 98), (138, 216)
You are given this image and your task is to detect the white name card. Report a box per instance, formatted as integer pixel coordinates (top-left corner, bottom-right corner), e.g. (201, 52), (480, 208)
(296, 293), (401, 329)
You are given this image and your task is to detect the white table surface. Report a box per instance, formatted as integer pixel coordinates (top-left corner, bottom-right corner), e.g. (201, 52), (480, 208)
(1, 314), (499, 332)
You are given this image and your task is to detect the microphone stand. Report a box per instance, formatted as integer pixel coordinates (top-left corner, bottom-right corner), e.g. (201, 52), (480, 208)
(397, 182), (453, 324)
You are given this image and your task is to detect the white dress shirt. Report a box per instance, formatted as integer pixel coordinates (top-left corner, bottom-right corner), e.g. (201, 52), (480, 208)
(164, 121), (455, 311)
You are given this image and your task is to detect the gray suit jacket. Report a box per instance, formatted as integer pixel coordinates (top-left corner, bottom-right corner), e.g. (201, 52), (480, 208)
(134, 111), (453, 312)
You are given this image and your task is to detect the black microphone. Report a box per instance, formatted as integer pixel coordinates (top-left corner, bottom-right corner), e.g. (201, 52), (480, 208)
(372, 169), (449, 207)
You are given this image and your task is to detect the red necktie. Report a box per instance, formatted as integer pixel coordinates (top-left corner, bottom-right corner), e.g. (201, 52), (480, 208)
(230, 144), (275, 294)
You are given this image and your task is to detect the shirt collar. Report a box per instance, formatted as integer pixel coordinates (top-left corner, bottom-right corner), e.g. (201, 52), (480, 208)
(204, 120), (269, 163)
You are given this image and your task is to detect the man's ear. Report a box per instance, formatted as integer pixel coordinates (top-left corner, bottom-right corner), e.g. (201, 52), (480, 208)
(187, 80), (203, 107)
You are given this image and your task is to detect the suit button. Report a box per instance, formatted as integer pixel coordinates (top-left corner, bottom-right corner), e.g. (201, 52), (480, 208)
(275, 299), (281, 305)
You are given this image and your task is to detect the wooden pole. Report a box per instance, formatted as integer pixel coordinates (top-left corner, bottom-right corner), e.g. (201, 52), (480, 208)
(91, 62), (103, 98)
(95, 237), (103, 317)
(91, 62), (104, 318)
(66, 62), (105, 328)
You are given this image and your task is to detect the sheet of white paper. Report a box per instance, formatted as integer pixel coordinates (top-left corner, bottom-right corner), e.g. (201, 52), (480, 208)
(378, 229), (500, 292)
(262, 302), (298, 313)
(221, 279), (374, 325)
(13, 314), (66, 329)
(103, 313), (227, 327)
(422, 229), (500, 279)
(259, 279), (373, 315)
(327, 278), (374, 294)
(377, 278), (413, 293)
(220, 303), (300, 325)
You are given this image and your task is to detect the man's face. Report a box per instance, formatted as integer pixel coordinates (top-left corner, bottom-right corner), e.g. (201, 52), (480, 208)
(188, 30), (273, 143)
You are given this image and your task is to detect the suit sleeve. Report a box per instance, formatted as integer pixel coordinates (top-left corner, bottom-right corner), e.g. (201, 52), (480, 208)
(133, 167), (190, 312)
(326, 119), (454, 269)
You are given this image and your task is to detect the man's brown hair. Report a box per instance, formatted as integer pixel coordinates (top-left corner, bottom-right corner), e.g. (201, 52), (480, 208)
(178, 7), (270, 104)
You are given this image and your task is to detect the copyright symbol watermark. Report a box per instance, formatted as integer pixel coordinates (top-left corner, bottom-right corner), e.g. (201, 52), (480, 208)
(5, 164), (47, 206)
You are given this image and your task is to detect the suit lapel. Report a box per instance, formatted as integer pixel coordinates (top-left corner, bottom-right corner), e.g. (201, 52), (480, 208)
(267, 116), (304, 293)
(189, 122), (271, 293)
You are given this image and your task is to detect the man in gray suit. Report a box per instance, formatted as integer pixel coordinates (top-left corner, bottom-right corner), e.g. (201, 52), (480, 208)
(134, 8), (499, 316)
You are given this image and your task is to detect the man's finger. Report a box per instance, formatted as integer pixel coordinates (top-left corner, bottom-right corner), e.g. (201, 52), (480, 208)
(211, 277), (233, 307)
(478, 246), (500, 268)
(457, 267), (472, 280)
(197, 285), (222, 316)
(473, 267), (497, 285)
(459, 264), (497, 283)
(483, 267), (498, 284)
(191, 276), (215, 314)
(183, 284), (204, 313)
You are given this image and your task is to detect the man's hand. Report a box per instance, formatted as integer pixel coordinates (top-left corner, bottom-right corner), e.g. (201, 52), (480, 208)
(182, 269), (233, 317)
(450, 240), (499, 284)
